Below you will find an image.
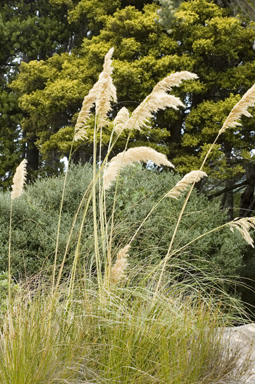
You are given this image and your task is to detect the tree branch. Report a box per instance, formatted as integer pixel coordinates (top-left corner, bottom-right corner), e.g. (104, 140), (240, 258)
(207, 179), (248, 199)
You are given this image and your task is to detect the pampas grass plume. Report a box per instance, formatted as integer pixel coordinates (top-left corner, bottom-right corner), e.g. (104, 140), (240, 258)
(122, 71), (198, 132)
(111, 245), (130, 283)
(74, 47), (116, 140)
(113, 107), (130, 134)
(229, 217), (255, 247)
(96, 48), (117, 129)
(104, 146), (175, 190)
(220, 84), (255, 134)
(166, 170), (207, 199)
(123, 94), (184, 132)
(11, 159), (27, 200)
(153, 71), (198, 93)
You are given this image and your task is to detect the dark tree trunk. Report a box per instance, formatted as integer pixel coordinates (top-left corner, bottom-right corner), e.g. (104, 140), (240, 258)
(26, 135), (39, 181)
(239, 163), (255, 217)
(44, 150), (62, 175)
(220, 145), (235, 220)
(221, 179), (234, 220)
(72, 148), (92, 165)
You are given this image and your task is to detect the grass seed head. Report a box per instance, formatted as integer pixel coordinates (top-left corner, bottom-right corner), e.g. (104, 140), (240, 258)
(122, 71), (197, 132)
(220, 84), (255, 134)
(103, 146), (175, 190)
(111, 245), (130, 283)
(229, 217), (255, 247)
(74, 47), (116, 140)
(166, 170), (207, 199)
(113, 107), (130, 134)
(11, 159), (27, 200)
(153, 71), (198, 93)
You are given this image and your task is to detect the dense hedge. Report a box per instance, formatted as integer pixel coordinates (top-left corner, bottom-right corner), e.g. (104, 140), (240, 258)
(0, 163), (248, 281)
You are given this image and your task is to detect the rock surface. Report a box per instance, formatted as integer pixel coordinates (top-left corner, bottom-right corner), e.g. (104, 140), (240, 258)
(222, 324), (255, 383)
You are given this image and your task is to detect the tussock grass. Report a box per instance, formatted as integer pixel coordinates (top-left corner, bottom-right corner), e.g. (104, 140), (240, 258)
(1, 47), (255, 383)
(0, 281), (246, 384)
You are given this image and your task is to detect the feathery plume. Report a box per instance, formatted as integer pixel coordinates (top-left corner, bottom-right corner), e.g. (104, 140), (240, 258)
(73, 129), (88, 142)
(104, 146), (174, 190)
(166, 170), (207, 199)
(122, 71), (198, 132)
(74, 86), (97, 141)
(229, 217), (255, 247)
(123, 93), (184, 132)
(74, 48), (116, 140)
(113, 107), (130, 134)
(111, 245), (130, 283)
(11, 159), (27, 200)
(219, 84), (255, 134)
(153, 71), (198, 93)
(96, 48), (117, 129)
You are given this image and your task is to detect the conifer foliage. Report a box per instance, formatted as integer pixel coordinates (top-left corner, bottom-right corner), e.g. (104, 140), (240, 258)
(1, 0), (255, 220)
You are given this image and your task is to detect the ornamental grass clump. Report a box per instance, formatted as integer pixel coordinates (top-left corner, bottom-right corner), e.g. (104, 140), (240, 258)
(0, 280), (247, 384)
(2, 48), (255, 383)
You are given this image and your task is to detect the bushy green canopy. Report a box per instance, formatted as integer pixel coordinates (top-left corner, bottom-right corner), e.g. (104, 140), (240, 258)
(0, 164), (246, 280)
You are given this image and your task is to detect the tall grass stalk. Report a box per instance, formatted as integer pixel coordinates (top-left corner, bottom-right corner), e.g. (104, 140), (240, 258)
(8, 159), (27, 306)
(153, 86), (255, 299)
(92, 117), (102, 290)
(52, 141), (74, 293)
(104, 131), (133, 287)
(7, 203), (13, 307)
(56, 130), (126, 294)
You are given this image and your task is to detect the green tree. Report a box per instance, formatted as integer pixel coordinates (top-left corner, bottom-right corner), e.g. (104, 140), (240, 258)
(11, 2), (171, 175)
(163, 0), (255, 218)
(157, 0), (255, 28)
(0, 90), (22, 189)
(0, 0), (88, 185)
(5, 0), (156, 179)
(10, 0), (255, 218)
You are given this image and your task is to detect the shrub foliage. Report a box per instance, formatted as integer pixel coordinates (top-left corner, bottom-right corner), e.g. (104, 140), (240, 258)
(0, 163), (246, 279)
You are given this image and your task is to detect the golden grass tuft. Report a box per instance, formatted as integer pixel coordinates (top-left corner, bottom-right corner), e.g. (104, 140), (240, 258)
(103, 146), (175, 190)
(11, 159), (27, 200)
(166, 170), (207, 199)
